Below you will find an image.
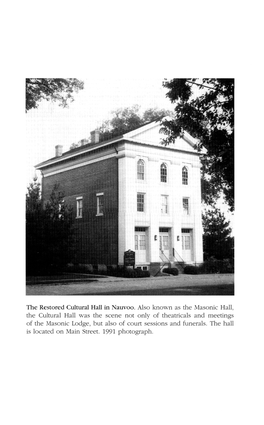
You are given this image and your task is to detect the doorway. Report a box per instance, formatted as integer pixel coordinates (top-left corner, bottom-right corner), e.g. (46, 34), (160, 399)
(135, 228), (147, 264)
(181, 229), (193, 262)
(159, 228), (170, 260)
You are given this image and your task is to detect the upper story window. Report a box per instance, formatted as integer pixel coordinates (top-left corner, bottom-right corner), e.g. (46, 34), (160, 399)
(137, 193), (145, 212)
(137, 159), (145, 180)
(183, 197), (190, 215)
(160, 163), (167, 183)
(96, 193), (104, 216)
(182, 166), (188, 185)
(161, 195), (168, 214)
(76, 197), (83, 218)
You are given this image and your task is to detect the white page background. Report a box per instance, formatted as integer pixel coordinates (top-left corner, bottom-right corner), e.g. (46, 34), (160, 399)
(2, 1), (263, 424)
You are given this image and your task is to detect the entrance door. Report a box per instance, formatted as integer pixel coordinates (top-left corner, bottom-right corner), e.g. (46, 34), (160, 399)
(181, 229), (192, 262)
(135, 230), (147, 263)
(159, 229), (170, 260)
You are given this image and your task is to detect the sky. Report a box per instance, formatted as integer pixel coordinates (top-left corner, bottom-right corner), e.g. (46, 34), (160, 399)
(26, 77), (175, 184)
(25, 77), (234, 229)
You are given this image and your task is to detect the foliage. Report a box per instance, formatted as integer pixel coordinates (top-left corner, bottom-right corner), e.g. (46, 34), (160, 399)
(162, 267), (179, 275)
(26, 177), (42, 213)
(26, 78), (84, 112)
(107, 266), (150, 278)
(184, 265), (199, 274)
(69, 138), (90, 150)
(202, 208), (234, 260)
(98, 105), (173, 142)
(199, 259), (234, 274)
(26, 180), (75, 275)
(162, 78), (234, 211)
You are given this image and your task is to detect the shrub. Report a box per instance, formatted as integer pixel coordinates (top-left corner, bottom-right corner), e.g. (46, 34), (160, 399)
(199, 258), (234, 274)
(184, 265), (199, 275)
(162, 267), (179, 276)
(107, 266), (150, 278)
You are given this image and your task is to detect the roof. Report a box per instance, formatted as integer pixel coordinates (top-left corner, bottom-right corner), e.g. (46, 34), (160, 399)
(36, 119), (200, 170)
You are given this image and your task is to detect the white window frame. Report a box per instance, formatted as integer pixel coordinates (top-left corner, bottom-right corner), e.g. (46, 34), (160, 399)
(182, 197), (190, 215)
(137, 159), (145, 180)
(96, 192), (104, 216)
(161, 195), (168, 214)
(182, 166), (188, 185)
(137, 193), (145, 212)
(76, 196), (83, 218)
(160, 163), (167, 183)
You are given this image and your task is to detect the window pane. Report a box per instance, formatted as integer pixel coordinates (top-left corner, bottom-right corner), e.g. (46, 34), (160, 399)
(135, 235), (138, 250)
(163, 236), (169, 249)
(139, 235), (146, 250)
(161, 163), (167, 182)
(77, 199), (83, 217)
(137, 160), (145, 180)
(183, 198), (189, 214)
(161, 195), (168, 214)
(185, 236), (190, 249)
(97, 196), (103, 214)
(182, 166), (188, 185)
(137, 193), (145, 212)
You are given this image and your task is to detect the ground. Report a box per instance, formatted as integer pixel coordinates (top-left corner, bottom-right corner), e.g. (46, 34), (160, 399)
(26, 273), (234, 296)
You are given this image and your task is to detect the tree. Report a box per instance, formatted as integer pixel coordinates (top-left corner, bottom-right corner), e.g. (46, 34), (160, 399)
(98, 105), (173, 142)
(26, 78), (84, 112)
(202, 208), (234, 260)
(69, 105), (173, 150)
(26, 180), (75, 274)
(162, 79), (234, 211)
(26, 177), (41, 213)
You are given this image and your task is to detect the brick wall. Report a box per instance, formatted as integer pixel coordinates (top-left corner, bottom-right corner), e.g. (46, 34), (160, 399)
(42, 157), (118, 265)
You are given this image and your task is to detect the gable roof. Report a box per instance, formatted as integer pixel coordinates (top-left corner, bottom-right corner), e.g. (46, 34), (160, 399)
(36, 119), (200, 170)
(123, 119), (198, 152)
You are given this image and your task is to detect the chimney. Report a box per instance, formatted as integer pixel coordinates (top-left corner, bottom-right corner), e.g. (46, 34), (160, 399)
(90, 129), (100, 144)
(55, 145), (63, 157)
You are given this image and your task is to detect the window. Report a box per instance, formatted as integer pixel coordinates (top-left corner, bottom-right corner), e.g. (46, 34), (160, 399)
(135, 235), (138, 250)
(137, 159), (145, 180)
(161, 195), (168, 214)
(160, 163), (167, 182)
(182, 166), (188, 185)
(139, 235), (146, 250)
(76, 197), (83, 218)
(96, 193), (104, 215)
(183, 198), (190, 215)
(137, 193), (145, 212)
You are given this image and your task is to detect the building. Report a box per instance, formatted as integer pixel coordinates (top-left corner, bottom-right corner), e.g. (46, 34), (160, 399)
(36, 119), (203, 275)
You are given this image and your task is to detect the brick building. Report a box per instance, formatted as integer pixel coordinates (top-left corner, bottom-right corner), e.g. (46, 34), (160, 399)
(36, 119), (203, 275)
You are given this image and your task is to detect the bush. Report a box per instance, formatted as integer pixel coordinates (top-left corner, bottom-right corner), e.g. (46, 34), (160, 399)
(184, 265), (199, 275)
(162, 267), (179, 276)
(107, 266), (150, 278)
(199, 258), (234, 274)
